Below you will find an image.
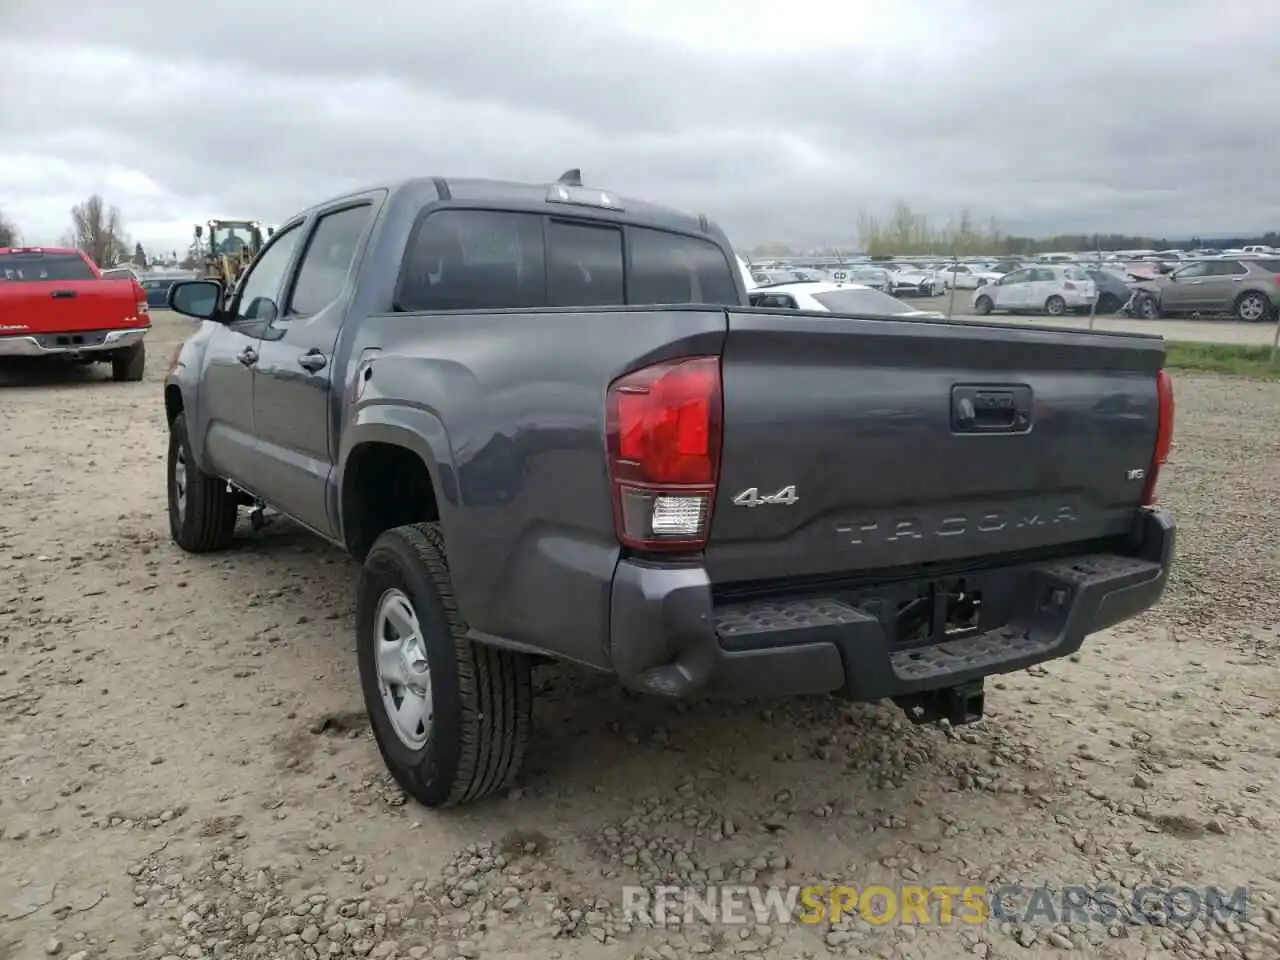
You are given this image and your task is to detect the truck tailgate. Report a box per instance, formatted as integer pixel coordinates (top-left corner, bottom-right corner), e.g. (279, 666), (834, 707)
(708, 310), (1166, 584)
(0, 279), (142, 334)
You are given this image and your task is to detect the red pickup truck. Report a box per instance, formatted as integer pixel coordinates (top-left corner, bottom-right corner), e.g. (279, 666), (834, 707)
(0, 246), (150, 381)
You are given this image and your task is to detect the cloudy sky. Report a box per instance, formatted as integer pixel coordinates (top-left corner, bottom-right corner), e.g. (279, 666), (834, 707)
(3, 0), (1279, 255)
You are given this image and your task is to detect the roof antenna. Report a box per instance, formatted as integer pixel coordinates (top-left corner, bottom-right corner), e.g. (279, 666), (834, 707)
(557, 168), (582, 186)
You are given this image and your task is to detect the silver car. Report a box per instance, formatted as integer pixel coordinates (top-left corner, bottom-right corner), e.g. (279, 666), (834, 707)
(1128, 257), (1280, 322)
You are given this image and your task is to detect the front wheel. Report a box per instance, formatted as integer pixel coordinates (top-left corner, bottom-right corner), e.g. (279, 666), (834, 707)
(1236, 292), (1272, 323)
(974, 295), (994, 316)
(1132, 292), (1161, 320)
(1044, 295), (1067, 316)
(168, 412), (239, 552)
(357, 522), (532, 808)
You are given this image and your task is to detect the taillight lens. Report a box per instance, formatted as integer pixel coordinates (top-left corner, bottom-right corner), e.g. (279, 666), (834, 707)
(1141, 369), (1174, 506)
(605, 356), (723, 551)
(1064, 281), (1077, 290)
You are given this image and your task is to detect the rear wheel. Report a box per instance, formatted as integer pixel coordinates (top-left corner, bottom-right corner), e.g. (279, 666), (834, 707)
(1235, 291), (1272, 323)
(357, 522), (532, 808)
(111, 341), (146, 382)
(1044, 295), (1067, 316)
(168, 412), (239, 552)
(974, 295), (994, 316)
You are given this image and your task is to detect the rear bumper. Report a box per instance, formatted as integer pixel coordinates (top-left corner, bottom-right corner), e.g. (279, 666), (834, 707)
(608, 508), (1175, 700)
(0, 326), (148, 358)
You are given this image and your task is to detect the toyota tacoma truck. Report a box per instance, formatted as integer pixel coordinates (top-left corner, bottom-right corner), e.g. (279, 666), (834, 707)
(162, 173), (1176, 808)
(0, 246), (150, 380)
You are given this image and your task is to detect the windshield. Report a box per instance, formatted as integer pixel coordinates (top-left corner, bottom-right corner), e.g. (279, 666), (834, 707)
(812, 287), (921, 315)
(0, 251), (96, 282)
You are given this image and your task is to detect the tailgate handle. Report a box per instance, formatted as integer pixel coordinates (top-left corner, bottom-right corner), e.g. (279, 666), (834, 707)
(952, 385), (1032, 434)
(50, 289), (78, 299)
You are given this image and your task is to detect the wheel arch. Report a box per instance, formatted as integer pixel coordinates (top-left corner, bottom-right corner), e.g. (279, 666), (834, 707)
(338, 416), (459, 562)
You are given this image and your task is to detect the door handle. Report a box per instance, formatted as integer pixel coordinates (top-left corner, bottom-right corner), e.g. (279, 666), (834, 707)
(238, 346), (258, 366)
(298, 350), (327, 372)
(50, 289), (78, 299)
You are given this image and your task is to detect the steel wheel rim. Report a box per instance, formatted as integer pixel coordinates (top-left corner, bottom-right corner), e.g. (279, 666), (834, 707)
(1240, 296), (1265, 321)
(374, 588), (433, 749)
(173, 446), (188, 520)
(1047, 298), (1064, 315)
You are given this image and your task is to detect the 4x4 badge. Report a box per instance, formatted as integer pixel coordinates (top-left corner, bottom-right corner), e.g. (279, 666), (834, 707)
(731, 485), (799, 508)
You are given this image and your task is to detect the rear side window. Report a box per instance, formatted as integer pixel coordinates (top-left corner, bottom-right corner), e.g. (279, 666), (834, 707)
(628, 227), (739, 305)
(0, 252), (96, 282)
(547, 221), (624, 306)
(399, 210), (547, 311)
(396, 209), (740, 311)
(1207, 260), (1248, 276)
(288, 204), (373, 315)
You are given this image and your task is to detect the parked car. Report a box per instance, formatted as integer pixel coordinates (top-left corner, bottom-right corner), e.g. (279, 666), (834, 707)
(100, 265), (140, 281)
(844, 266), (894, 292)
(882, 263), (944, 297)
(162, 173), (1176, 808)
(937, 263), (1004, 290)
(140, 273), (199, 309)
(1083, 269), (1134, 315)
(748, 281), (946, 318)
(0, 246), (150, 379)
(972, 265), (1097, 316)
(1127, 257), (1280, 322)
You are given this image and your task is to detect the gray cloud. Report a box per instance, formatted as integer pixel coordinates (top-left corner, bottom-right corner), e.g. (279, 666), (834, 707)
(2, 0), (1279, 253)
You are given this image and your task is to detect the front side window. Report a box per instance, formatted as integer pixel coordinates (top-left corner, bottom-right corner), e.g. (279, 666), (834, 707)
(233, 223), (302, 324)
(288, 205), (372, 316)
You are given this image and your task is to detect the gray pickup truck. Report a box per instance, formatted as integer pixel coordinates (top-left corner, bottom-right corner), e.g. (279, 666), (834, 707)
(162, 173), (1176, 808)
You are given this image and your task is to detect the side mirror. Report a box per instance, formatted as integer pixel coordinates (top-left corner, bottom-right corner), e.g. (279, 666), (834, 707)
(168, 279), (223, 320)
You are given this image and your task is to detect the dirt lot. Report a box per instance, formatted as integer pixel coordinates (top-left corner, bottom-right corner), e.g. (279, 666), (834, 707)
(2, 313), (1279, 960)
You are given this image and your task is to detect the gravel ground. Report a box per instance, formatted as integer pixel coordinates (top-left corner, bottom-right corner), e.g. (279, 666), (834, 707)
(2, 315), (1278, 960)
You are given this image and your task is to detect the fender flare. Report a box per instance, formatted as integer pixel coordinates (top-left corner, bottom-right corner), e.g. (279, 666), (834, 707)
(334, 406), (460, 546)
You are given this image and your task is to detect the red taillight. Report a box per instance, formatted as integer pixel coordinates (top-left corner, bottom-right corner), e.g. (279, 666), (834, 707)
(605, 356), (723, 551)
(1141, 369), (1174, 506)
(1063, 281), (1077, 290)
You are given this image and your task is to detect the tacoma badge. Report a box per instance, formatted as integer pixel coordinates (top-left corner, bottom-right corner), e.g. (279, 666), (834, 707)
(732, 485), (799, 508)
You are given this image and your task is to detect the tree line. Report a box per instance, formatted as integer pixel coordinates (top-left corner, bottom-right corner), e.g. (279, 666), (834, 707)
(5, 196), (1277, 266)
(0, 195), (192, 269)
(749, 200), (1280, 258)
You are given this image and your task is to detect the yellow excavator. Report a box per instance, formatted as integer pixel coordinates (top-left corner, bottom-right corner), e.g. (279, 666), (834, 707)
(194, 219), (274, 287)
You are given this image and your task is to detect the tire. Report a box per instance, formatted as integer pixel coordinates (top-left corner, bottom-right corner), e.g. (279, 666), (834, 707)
(1133, 292), (1161, 320)
(111, 341), (146, 382)
(974, 295), (994, 316)
(357, 522), (532, 808)
(1097, 293), (1121, 315)
(1044, 295), (1067, 316)
(167, 412), (239, 552)
(1235, 291), (1272, 323)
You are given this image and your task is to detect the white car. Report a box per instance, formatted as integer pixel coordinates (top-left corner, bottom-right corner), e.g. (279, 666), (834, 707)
(971, 265), (1097, 316)
(748, 281), (946, 319)
(936, 263), (1005, 290)
(882, 263), (944, 297)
